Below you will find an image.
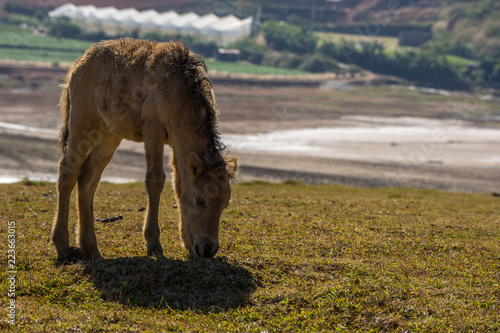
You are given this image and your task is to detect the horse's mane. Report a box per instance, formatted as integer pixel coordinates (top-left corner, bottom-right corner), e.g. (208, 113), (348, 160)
(79, 38), (232, 175)
(151, 40), (228, 171)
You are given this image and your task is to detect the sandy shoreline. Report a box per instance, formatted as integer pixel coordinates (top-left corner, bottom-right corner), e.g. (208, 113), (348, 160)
(1, 115), (498, 193)
(1, 73), (499, 193)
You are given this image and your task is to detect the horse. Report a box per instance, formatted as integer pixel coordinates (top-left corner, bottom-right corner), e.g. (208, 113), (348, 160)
(51, 38), (238, 262)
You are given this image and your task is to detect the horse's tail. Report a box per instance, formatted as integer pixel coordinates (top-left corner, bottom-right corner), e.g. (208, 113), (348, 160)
(58, 83), (70, 154)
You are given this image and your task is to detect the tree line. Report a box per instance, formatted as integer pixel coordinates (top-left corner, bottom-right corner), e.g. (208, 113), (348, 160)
(237, 20), (478, 90)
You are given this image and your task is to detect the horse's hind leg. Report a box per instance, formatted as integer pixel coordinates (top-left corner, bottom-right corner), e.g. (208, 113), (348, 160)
(52, 132), (97, 262)
(143, 125), (166, 257)
(77, 134), (121, 260)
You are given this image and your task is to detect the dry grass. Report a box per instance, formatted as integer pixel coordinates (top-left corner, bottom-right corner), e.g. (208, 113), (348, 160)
(0, 181), (499, 331)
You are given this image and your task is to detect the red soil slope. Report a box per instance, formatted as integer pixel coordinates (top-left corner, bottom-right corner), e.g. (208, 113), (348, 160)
(0, 0), (210, 11)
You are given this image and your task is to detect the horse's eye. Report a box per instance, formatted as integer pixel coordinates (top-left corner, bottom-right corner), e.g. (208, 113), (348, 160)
(195, 197), (206, 209)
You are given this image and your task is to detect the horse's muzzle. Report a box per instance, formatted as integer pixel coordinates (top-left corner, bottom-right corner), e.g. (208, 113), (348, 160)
(194, 240), (219, 258)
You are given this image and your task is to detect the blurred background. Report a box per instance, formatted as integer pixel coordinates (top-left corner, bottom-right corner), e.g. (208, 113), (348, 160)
(0, 0), (499, 192)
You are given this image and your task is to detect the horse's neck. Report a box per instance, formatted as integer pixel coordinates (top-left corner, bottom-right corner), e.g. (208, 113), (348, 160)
(168, 112), (218, 186)
(169, 129), (203, 185)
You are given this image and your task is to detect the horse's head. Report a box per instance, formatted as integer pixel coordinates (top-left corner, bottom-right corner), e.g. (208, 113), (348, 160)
(177, 153), (238, 258)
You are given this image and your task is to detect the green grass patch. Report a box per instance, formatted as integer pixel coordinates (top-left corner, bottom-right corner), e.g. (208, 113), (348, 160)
(316, 31), (401, 52)
(445, 54), (474, 66)
(0, 46), (83, 64)
(206, 59), (308, 76)
(0, 181), (499, 331)
(0, 23), (92, 50)
(20, 177), (48, 187)
(0, 23), (92, 64)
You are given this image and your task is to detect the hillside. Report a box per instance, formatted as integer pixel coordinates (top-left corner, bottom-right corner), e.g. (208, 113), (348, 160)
(433, 0), (500, 58)
(5, 0), (500, 58)
(347, 0), (500, 58)
(0, 0), (210, 11)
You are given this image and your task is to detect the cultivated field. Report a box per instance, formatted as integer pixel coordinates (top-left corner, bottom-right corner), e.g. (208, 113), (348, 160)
(0, 181), (499, 331)
(316, 32), (401, 52)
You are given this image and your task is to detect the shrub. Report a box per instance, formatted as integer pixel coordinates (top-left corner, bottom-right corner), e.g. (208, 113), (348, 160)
(298, 54), (339, 73)
(277, 53), (305, 69)
(478, 57), (500, 87)
(229, 38), (270, 64)
(261, 20), (317, 55)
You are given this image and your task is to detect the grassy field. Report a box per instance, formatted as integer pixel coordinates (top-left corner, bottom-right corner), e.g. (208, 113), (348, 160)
(0, 24), (92, 50)
(0, 23), (91, 64)
(0, 47), (82, 65)
(205, 60), (308, 76)
(316, 32), (401, 52)
(0, 181), (498, 331)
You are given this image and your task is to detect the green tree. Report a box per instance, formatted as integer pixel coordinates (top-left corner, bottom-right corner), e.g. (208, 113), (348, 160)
(479, 57), (500, 87)
(318, 41), (339, 58)
(260, 20), (317, 55)
(47, 17), (81, 39)
(360, 41), (385, 57)
(3, 0), (35, 15)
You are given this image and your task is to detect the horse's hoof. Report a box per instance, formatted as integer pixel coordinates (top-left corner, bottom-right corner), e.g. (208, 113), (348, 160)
(57, 246), (85, 265)
(148, 249), (164, 258)
(147, 242), (164, 258)
(86, 253), (104, 261)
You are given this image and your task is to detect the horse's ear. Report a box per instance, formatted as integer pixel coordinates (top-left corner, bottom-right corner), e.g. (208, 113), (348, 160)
(189, 153), (205, 178)
(225, 157), (239, 180)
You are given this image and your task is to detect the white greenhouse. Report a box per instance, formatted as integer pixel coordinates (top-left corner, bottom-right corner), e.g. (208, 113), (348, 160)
(48, 3), (253, 45)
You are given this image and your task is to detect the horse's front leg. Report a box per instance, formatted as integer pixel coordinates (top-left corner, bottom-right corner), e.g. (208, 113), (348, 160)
(77, 134), (121, 260)
(143, 127), (166, 257)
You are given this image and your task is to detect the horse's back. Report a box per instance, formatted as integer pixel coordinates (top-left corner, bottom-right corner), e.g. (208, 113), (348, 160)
(66, 39), (168, 142)
(65, 38), (209, 143)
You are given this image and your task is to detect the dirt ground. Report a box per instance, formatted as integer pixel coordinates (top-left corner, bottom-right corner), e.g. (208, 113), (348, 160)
(0, 64), (499, 193)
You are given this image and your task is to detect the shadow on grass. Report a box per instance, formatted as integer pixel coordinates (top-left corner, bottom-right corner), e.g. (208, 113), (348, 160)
(83, 256), (258, 312)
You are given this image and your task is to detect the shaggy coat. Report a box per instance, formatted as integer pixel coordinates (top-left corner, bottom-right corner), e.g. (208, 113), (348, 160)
(51, 38), (237, 261)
